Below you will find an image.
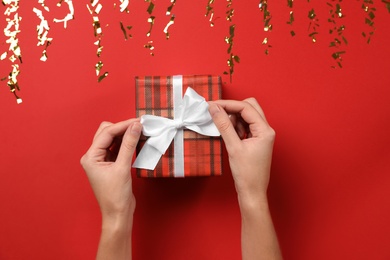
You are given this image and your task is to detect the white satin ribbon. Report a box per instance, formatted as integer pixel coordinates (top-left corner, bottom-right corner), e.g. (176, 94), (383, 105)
(132, 83), (220, 177)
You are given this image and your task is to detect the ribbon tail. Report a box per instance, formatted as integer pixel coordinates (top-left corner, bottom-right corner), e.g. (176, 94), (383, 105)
(132, 143), (163, 170)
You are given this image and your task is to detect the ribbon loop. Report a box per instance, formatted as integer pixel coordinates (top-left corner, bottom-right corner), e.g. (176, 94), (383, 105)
(132, 86), (220, 174)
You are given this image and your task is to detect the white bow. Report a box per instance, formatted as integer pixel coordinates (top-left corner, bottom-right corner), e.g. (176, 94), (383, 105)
(132, 87), (220, 175)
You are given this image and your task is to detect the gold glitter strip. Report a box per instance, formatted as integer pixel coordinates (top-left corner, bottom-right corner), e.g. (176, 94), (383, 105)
(259, 0), (272, 54)
(166, 0), (176, 15)
(361, 0), (376, 44)
(3, 0), (23, 103)
(328, 0), (347, 68)
(286, 0), (295, 36)
(383, 0), (390, 12)
(164, 0), (176, 39)
(119, 0), (130, 13)
(205, 0), (216, 26)
(87, 1), (108, 82)
(163, 15), (175, 39)
(308, 8), (319, 43)
(144, 40), (155, 56)
(53, 0), (74, 28)
(33, 7), (52, 62)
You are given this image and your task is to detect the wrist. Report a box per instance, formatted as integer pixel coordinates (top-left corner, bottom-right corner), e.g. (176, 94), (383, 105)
(102, 212), (133, 235)
(102, 203), (135, 235)
(237, 191), (269, 215)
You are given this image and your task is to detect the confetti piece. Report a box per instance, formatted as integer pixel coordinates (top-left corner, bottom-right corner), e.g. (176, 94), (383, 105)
(33, 6), (52, 62)
(308, 8), (319, 42)
(361, 0), (376, 43)
(146, 16), (155, 37)
(166, 0), (176, 15)
(163, 15), (175, 39)
(144, 40), (155, 56)
(87, 1), (108, 81)
(1, 52), (7, 60)
(205, 0), (217, 26)
(146, 0), (155, 15)
(286, 0), (295, 37)
(259, 0), (272, 54)
(119, 22), (133, 40)
(119, 0), (130, 13)
(3, 0), (23, 103)
(53, 0), (74, 28)
(98, 72), (108, 82)
(328, 0), (347, 68)
(163, 0), (176, 39)
(95, 61), (103, 76)
(120, 21), (128, 40)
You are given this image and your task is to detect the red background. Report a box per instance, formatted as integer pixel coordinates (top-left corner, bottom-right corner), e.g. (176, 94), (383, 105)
(1, 1), (390, 259)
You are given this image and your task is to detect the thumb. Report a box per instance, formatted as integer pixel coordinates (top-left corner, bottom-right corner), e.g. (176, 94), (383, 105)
(209, 103), (240, 149)
(116, 122), (143, 169)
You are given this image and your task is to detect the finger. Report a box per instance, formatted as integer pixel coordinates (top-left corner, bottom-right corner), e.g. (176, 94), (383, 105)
(116, 121), (142, 168)
(93, 121), (113, 141)
(92, 118), (140, 151)
(229, 114), (247, 139)
(209, 102), (241, 149)
(212, 100), (268, 138)
(243, 97), (268, 123)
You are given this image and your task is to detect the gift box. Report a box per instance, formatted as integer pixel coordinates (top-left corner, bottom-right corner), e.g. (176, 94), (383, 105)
(133, 75), (223, 178)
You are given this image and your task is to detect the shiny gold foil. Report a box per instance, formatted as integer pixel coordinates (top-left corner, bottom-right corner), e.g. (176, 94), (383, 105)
(98, 72), (108, 82)
(87, 1), (108, 82)
(259, 0), (272, 53)
(308, 8), (319, 42)
(361, 0), (376, 44)
(53, 0), (74, 28)
(3, 0), (23, 103)
(33, 7), (52, 62)
(328, 0), (347, 68)
(166, 0), (176, 15)
(205, 0), (215, 26)
(163, 15), (175, 39)
(146, 16), (155, 37)
(144, 40), (155, 56)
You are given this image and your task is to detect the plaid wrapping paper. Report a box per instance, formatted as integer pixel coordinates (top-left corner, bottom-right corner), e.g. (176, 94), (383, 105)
(135, 75), (223, 177)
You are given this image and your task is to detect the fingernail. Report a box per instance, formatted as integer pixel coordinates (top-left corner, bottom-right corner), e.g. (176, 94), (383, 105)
(131, 122), (142, 135)
(209, 103), (220, 116)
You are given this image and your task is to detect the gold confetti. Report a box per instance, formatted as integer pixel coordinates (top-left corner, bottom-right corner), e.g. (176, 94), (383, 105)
(308, 8), (319, 42)
(223, 1), (239, 82)
(120, 22), (132, 40)
(53, 0), (74, 28)
(33, 7), (52, 62)
(98, 72), (108, 82)
(286, 0), (295, 37)
(163, 0), (176, 39)
(87, 0), (108, 81)
(163, 15), (175, 39)
(146, 16), (155, 37)
(146, 0), (155, 14)
(259, 0), (272, 54)
(95, 61), (103, 76)
(3, 0), (23, 103)
(166, 0), (176, 15)
(38, 0), (50, 12)
(361, 0), (376, 44)
(145, 0), (155, 37)
(224, 23), (239, 82)
(205, 0), (216, 27)
(384, 1), (390, 13)
(119, 0), (129, 13)
(144, 40), (155, 56)
(328, 0), (347, 68)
